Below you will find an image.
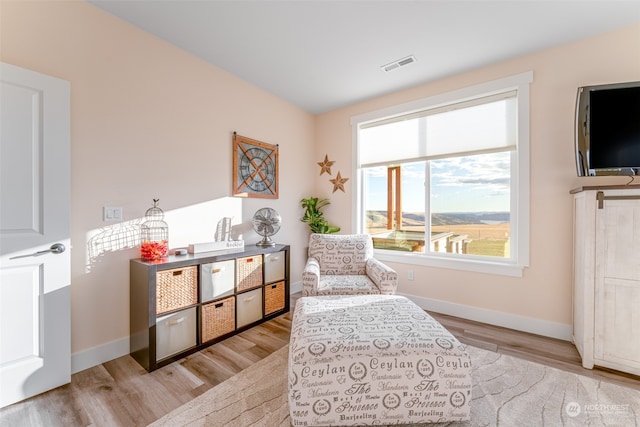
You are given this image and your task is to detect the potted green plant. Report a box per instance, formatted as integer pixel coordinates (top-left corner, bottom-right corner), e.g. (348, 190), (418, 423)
(300, 197), (340, 234)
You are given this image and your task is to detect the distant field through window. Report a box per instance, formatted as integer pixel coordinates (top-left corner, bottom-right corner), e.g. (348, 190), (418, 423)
(352, 72), (532, 275)
(364, 153), (511, 259)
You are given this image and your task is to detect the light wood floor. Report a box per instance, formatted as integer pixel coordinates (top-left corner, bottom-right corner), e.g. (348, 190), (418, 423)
(1, 294), (638, 426)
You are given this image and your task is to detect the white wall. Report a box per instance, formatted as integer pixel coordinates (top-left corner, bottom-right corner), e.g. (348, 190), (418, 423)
(315, 24), (640, 340)
(1, 1), (315, 370)
(3, 1), (639, 371)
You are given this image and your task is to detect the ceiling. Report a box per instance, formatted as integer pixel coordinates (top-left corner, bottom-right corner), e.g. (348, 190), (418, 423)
(88, 0), (640, 114)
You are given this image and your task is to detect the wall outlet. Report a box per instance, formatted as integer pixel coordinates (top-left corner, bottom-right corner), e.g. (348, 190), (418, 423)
(103, 206), (123, 222)
(407, 270), (414, 281)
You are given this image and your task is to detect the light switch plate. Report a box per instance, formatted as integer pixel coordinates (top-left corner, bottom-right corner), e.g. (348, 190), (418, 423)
(103, 206), (123, 222)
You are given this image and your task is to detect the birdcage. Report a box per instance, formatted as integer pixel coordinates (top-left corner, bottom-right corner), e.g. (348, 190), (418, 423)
(140, 199), (169, 261)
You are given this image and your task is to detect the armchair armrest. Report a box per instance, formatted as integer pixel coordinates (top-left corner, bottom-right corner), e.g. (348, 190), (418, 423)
(302, 257), (320, 296)
(366, 258), (398, 295)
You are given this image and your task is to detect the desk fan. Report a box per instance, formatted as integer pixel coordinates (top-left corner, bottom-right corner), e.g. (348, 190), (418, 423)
(252, 208), (281, 247)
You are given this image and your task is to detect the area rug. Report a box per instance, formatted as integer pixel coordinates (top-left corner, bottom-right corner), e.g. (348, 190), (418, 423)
(148, 346), (640, 427)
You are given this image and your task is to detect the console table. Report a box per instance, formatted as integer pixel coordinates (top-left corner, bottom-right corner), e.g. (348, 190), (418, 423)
(130, 244), (290, 372)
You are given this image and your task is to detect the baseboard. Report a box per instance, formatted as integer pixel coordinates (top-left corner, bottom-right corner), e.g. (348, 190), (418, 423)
(401, 292), (573, 341)
(72, 281), (304, 373)
(71, 336), (129, 374)
(290, 280), (302, 294)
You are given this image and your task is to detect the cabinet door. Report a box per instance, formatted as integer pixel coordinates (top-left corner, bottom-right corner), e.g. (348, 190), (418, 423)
(594, 199), (640, 374)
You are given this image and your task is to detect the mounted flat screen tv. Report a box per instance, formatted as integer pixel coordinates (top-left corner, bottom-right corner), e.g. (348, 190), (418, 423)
(575, 81), (640, 176)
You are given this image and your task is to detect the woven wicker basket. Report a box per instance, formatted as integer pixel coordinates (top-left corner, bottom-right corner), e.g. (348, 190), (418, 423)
(156, 266), (198, 315)
(236, 255), (263, 292)
(264, 281), (285, 315)
(201, 296), (236, 342)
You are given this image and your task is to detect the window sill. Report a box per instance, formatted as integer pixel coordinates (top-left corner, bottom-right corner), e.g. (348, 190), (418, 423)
(374, 250), (525, 277)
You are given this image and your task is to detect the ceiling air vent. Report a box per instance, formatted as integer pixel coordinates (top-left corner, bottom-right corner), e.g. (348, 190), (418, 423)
(381, 55), (416, 72)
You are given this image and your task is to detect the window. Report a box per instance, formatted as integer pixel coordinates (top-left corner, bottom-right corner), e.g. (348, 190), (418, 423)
(352, 72), (532, 276)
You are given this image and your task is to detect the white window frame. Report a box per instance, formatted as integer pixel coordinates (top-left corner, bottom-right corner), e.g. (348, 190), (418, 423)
(350, 71), (532, 277)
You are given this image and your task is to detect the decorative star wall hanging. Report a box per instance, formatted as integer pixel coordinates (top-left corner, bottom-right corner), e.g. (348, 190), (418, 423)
(317, 154), (335, 176)
(330, 172), (349, 193)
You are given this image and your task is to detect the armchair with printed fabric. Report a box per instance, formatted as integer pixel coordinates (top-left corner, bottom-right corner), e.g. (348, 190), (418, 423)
(302, 233), (398, 296)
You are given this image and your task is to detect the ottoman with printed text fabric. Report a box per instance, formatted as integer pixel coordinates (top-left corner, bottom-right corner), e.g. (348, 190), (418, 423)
(288, 295), (472, 426)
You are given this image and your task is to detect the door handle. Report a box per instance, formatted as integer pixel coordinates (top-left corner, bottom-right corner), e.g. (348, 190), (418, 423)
(10, 243), (66, 260)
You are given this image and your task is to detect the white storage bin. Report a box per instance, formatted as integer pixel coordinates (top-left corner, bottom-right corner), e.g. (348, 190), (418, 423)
(236, 288), (263, 328)
(200, 260), (235, 303)
(264, 251), (285, 283)
(156, 307), (196, 361)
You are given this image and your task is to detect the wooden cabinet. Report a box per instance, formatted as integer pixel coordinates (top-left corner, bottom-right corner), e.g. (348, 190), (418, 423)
(572, 186), (640, 375)
(130, 244), (289, 372)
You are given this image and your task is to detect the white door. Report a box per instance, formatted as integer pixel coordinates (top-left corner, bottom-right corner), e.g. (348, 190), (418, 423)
(0, 62), (71, 408)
